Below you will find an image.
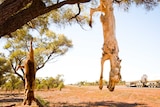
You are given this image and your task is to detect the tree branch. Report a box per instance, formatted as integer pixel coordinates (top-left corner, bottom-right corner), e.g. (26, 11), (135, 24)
(0, 0), (91, 37)
(70, 3), (81, 19)
(36, 49), (57, 71)
(0, 0), (32, 25)
(113, 0), (122, 4)
(10, 62), (25, 84)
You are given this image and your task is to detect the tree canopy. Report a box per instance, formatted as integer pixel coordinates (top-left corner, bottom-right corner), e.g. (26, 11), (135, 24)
(2, 25), (72, 83)
(0, 0), (159, 37)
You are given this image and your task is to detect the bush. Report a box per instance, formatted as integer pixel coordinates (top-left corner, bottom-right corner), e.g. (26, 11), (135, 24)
(58, 82), (64, 91)
(1, 74), (24, 92)
(35, 74), (65, 90)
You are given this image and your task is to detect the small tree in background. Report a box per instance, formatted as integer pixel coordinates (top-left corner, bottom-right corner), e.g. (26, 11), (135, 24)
(35, 75), (64, 90)
(1, 74), (24, 92)
(0, 53), (11, 87)
(1, 74), (65, 91)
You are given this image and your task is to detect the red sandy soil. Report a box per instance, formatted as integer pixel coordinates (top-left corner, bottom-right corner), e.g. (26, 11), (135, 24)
(0, 85), (160, 107)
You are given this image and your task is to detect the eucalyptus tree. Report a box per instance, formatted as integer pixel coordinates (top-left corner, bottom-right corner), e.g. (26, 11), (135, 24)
(3, 26), (72, 84)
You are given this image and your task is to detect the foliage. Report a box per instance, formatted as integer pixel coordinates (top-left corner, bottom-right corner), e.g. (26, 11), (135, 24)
(76, 80), (126, 86)
(1, 0), (158, 79)
(1, 73), (24, 91)
(0, 0), (159, 37)
(0, 53), (11, 86)
(2, 25), (72, 82)
(117, 80), (126, 85)
(36, 74), (64, 90)
(1, 74), (64, 91)
(119, 0), (159, 11)
(90, 0), (159, 11)
(30, 4), (90, 29)
(76, 80), (107, 86)
(58, 82), (64, 91)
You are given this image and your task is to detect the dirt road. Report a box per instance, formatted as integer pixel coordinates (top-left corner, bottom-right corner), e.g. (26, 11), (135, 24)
(0, 86), (160, 107)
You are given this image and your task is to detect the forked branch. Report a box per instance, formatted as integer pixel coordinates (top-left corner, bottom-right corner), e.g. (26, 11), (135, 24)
(70, 3), (81, 19)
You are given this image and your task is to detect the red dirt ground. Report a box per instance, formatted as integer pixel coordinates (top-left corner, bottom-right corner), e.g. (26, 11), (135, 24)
(0, 85), (160, 107)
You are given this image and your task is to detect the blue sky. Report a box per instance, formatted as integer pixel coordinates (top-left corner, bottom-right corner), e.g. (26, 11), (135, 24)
(36, 4), (160, 84)
(0, 3), (160, 84)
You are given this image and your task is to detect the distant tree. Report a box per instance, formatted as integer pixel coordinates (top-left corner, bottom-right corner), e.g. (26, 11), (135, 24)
(76, 80), (108, 86)
(1, 74), (23, 92)
(54, 74), (64, 87)
(0, 53), (11, 86)
(45, 77), (55, 90)
(35, 75), (64, 90)
(117, 80), (126, 85)
(36, 78), (45, 90)
(58, 82), (64, 91)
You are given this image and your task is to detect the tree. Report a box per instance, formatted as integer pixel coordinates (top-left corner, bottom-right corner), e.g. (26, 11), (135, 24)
(0, 0), (91, 37)
(54, 74), (64, 88)
(1, 1), (75, 104)
(0, 0), (159, 37)
(2, 27), (72, 85)
(35, 75), (64, 90)
(1, 73), (24, 92)
(0, 53), (11, 86)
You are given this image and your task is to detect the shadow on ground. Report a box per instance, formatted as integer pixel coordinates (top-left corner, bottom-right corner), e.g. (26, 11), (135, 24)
(0, 93), (23, 103)
(0, 93), (148, 107)
(51, 101), (147, 107)
(0, 98), (23, 103)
